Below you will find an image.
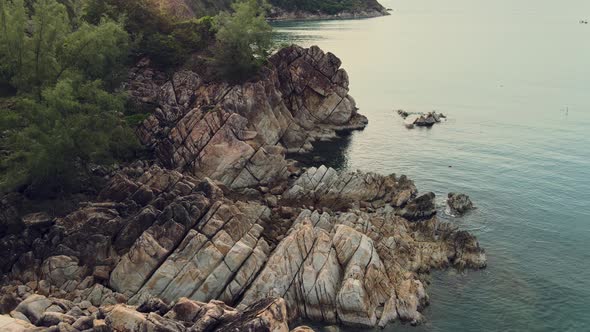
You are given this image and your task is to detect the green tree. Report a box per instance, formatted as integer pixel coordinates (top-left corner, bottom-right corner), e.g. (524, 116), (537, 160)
(83, 0), (215, 68)
(0, 0), (139, 196)
(1, 0), (130, 95)
(12, 0), (70, 95)
(56, 19), (130, 87)
(0, 0), (27, 94)
(212, 0), (273, 81)
(0, 79), (140, 195)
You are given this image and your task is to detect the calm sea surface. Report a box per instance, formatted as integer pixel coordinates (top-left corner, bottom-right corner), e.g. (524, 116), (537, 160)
(273, 0), (590, 331)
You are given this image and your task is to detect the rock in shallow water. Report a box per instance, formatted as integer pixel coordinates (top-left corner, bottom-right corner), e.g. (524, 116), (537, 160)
(447, 192), (475, 215)
(397, 192), (437, 221)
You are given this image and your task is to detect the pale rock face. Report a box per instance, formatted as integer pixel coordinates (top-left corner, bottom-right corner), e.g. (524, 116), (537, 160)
(0, 314), (35, 331)
(282, 166), (417, 210)
(0, 164), (485, 330)
(41, 256), (86, 288)
(105, 305), (147, 332)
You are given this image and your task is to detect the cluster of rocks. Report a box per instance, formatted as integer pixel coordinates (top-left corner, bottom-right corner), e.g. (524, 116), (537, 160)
(397, 110), (446, 129)
(0, 292), (308, 332)
(0, 163), (485, 330)
(0, 46), (485, 331)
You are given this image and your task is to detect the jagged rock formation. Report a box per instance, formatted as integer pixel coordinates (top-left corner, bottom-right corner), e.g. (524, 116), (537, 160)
(0, 46), (485, 331)
(397, 110), (446, 129)
(0, 164), (485, 329)
(134, 45), (367, 190)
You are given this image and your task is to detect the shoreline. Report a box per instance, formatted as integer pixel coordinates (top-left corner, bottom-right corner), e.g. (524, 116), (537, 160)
(268, 9), (391, 22)
(0, 45), (485, 331)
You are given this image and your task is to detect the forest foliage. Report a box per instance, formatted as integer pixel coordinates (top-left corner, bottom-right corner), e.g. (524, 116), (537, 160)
(0, 0), (274, 196)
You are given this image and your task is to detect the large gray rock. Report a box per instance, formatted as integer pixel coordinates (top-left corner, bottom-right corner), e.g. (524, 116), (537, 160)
(41, 256), (86, 288)
(14, 294), (52, 324)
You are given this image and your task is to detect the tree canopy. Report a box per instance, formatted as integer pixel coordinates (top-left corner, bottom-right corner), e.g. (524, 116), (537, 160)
(0, 0), (139, 196)
(211, 0), (274, 81)
(0, 0), (276, 196)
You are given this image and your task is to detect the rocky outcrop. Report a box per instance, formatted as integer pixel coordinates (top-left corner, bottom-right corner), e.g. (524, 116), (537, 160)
(134, 45), (367, 190)
(397, 110), (446, 129)
(447, 193), (475, 215)
(0, 45), (485, 330)
(397, 192), (437, 221)
(281, 165), (417, 210)
(238, 201), (484, 327)
(0, 163), (485, 329)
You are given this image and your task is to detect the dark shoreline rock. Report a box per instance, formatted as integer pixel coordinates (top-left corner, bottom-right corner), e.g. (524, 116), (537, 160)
(447, 193), (475, 215)
(397, 110), (446, 129)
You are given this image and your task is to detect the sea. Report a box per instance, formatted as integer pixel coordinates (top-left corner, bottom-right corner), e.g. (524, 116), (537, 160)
(272, 0), (590, 331)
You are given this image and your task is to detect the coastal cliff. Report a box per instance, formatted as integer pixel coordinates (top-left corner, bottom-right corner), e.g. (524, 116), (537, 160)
(0, 46), (485, 331)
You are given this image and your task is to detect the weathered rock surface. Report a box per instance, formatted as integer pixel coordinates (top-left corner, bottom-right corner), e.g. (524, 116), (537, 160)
(2, 294), (302, 331)
(0, 164), (485, 329)
(0, 314), (35, 331)
(397, 192), (437, 221)
(0, 45), (486, 330)
(135, 45), (367, 189)
(447, 192), (475, 215)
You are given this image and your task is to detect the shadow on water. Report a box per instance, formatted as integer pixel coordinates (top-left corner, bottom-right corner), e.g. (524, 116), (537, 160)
(287, 131), (353, 170)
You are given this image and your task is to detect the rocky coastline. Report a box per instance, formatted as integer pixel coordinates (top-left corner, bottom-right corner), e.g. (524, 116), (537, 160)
(0, 45), (485, 331)
(267, 8), (390, 22)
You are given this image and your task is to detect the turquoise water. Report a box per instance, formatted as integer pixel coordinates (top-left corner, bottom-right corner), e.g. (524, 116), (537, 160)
(274, 0), (590, 331)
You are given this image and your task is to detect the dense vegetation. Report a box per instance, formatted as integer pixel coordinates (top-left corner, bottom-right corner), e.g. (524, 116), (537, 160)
(0, 0), (274, 197)
(212, 0), (273, 80)
(0, 0), (138, 196)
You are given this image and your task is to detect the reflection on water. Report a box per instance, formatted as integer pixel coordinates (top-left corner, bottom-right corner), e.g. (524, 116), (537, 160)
(273, 0), (590, 331)
(288, 132), (352, 170)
